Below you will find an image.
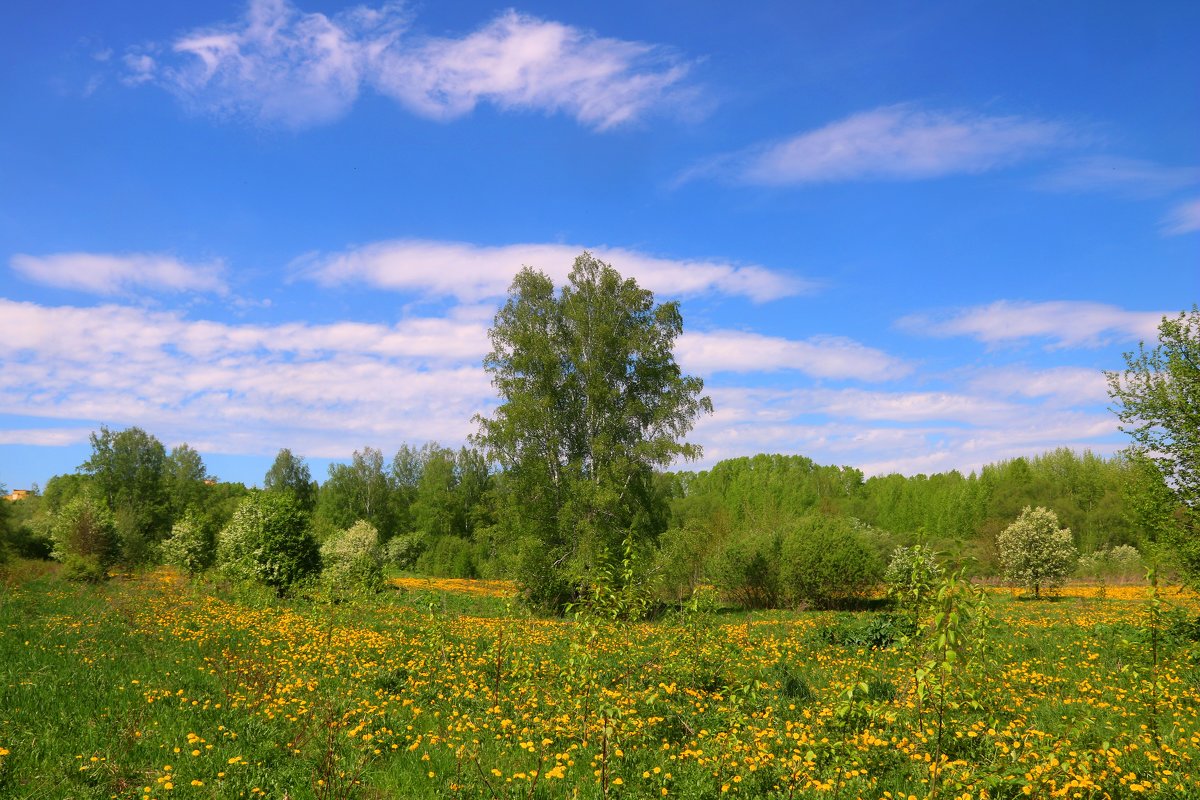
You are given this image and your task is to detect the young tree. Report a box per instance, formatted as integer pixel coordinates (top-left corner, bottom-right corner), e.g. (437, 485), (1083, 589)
(164, 443), (210, 519)
(80, 426), (170, 562)
(1107, 307), (1199, 572)
(475, 253), (711, 610)
(997, 506), (1078, 598)
(264, 448), (318, 513)
(50, 495), (119, 581)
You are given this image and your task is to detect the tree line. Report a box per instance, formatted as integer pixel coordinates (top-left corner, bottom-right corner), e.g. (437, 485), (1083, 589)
(1, 258), (1193, 613)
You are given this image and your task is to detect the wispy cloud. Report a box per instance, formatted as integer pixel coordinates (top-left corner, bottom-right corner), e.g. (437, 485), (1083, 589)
(685, 105), (1069, 185)
(1162, 197), (1200, 235)
(125, 0), (696, 130)
(899, 300), (1166, 348)
(1035, 156), (1200, 198)
(295, 239), (806, 303)
(676, 330), (909, 381)
(10, 252), (227, 296)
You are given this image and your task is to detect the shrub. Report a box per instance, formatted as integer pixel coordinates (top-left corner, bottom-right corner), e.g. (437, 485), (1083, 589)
(998, 506), (1078, 598)
(781, 515), (883, 609)
(160, 512), (215, 575)
(707, 529), (783, 609)
(50, 495), (118, 577)
(322, 520), (385, 594)
(217, 492), (320, 595)
(384, 532), (425, 569)
(884, 544), (944, 624)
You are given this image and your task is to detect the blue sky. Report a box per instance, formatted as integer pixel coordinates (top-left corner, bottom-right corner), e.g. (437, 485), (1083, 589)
(1, 0), (1197, 489)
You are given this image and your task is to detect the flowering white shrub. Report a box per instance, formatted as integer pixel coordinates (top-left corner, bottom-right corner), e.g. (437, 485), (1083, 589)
(998, 506), (1077, 597)
(321, 520), (384, 594)
(160, 513), (213, 575)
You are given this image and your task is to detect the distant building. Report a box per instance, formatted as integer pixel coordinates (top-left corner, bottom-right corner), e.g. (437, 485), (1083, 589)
(4, 489), (31, 502)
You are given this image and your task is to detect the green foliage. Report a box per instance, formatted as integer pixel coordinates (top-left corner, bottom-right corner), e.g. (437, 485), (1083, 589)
(475, 253), (711, 611)
(383, 531), (425, 569)
(315, 446), (395, 538)
(653, 520), (716, 603)
(415, 534), (482, 579)
(50, 495), (118, 575)
(1077, 544), (1143, 582)
(80, 426), (170, 562)
(160, 511), (215, 575)
(781, 515), (883, 609)
(997, 506), (1078, 597)
(884, 544), (944, 628)
(164, 443), (210, 519)
(217, 492), (320, 594)
(707, 528), (782, 609)
(1107, 307), (1199, 530)
(812, 612), (913, 649)
(321, 520), (385, 594)
(263, 448), (318, 513)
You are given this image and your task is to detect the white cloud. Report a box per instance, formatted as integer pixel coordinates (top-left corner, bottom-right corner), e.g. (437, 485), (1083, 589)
(371, 10), (693, 130)
(127, 0), (695, 130)
(968, 365), (1110, 406)
(1162, 197), (1200, 235)
(688, 105), (1068, 185)
(296, 239), (805, 303)
(10, 252), (227, 296)
(0, 299), (492, 457)
(676, 330), (909, 381)
(0, 427), (94, 447)
(899, 300), (1165, 348)
(692, 386), (1121, 477)
(1035, 156), (1200, 198)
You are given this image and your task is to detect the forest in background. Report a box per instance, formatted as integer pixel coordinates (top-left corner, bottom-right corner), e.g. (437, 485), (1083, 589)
(0, 433), (1166, 604)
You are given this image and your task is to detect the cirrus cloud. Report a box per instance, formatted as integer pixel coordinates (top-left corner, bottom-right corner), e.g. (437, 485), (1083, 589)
(125, 0), (698, 130)
(685, 104), (1071, 186)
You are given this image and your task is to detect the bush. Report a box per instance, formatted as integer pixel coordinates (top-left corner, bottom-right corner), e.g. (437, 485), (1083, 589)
(217, 492), (320, 595)
(707, 529), (783, 609)
(384, 532), (425, 569)
(781, 516), (883, 609)
(998, 506), (1078, 598)
(1077, 544), (1143, 583)
(160, 512), (215, 575)
(50, 495), (118, 577)
(322, 520), (385, 594)
(62, 553), (107, 583)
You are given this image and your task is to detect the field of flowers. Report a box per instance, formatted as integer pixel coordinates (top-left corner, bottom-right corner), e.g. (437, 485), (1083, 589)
(3, 563), (1200, 799)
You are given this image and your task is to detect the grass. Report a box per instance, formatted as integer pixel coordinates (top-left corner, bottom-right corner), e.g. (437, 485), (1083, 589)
(3, 561), (1200, 798)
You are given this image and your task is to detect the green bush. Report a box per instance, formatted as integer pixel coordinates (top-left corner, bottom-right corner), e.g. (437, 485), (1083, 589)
(781, 515), (883, 609)
(707, 529), (783, 609)
(50, 495), (118, 577)
(321, 520), (385, 594)
(160, 512), (215, 575)
(217, 492), (320, 595)
(62, 553), (107, 583)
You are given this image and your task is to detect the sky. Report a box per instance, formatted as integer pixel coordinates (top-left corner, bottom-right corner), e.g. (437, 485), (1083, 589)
(1, 0), (1197, 490)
